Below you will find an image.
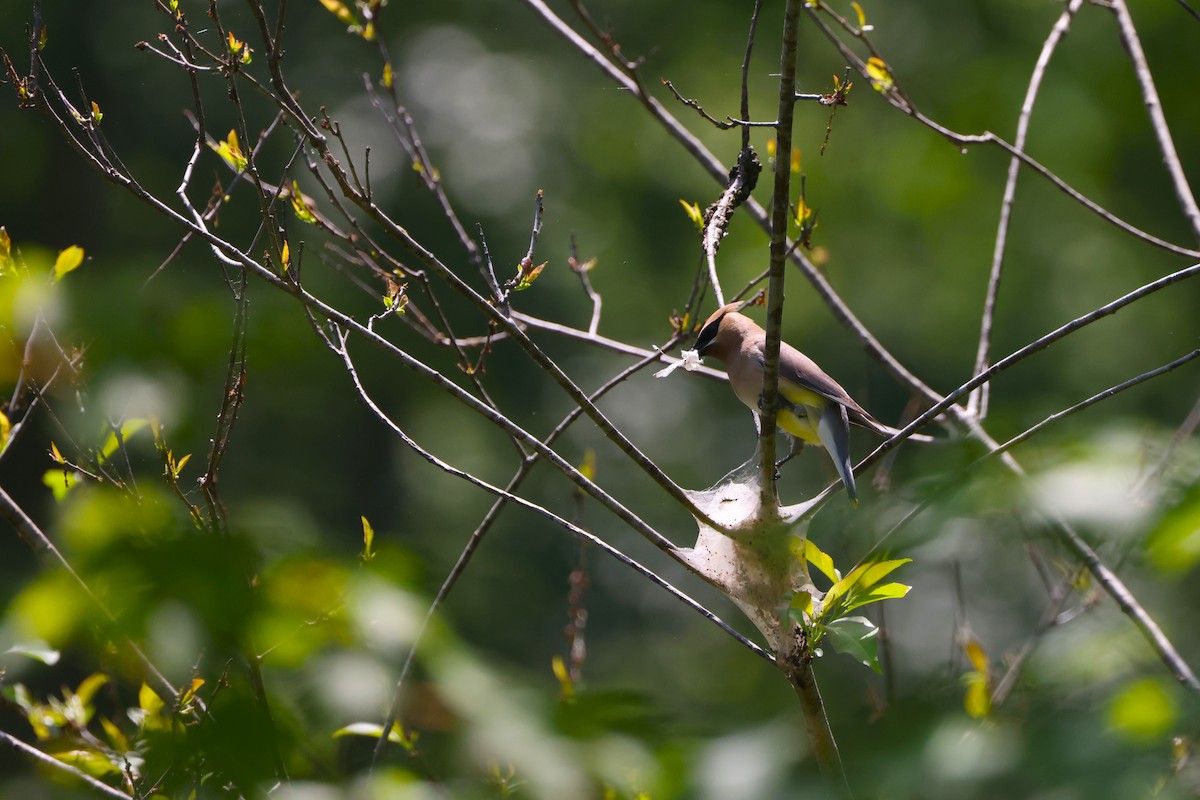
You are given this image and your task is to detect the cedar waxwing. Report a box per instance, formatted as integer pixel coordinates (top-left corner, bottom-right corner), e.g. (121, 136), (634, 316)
(694, 302), (879, 504)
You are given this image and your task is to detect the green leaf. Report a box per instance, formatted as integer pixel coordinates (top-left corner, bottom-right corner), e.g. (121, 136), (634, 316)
(824, 615), (880, 672)
(53, 245), (85, 281)
(0, 410), (10, 454)
(42, 468), (82, 501)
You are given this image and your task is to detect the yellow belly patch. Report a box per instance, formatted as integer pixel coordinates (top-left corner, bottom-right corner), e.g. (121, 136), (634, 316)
(777, 407), (822, 445)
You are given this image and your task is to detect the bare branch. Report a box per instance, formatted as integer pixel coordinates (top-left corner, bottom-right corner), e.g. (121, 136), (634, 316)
(970, 0), (1086, 420)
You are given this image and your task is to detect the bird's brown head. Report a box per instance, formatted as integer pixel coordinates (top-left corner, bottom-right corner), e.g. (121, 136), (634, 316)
(695, 302), (753, 362)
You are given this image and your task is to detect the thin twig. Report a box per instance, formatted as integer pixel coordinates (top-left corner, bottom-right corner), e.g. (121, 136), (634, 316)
(969, 0), (1086, 419)
(0, 729), (132, 800)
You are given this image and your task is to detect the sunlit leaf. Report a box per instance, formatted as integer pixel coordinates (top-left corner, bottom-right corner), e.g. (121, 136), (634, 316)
(0, 410), (10, 454)
(963, 671), (991, 718)
(280, 240), (291, 273)
(75, 673), (109, 711)
(333, 721), (417, 752)
(552, 655), (574, 699)
(803, 538), (839, 583)
(850, 1), (875, 31)
(825, 615), (880, 672)
(178, 677), (205, 711)
(42, 468), (81, 501)
(99, 716), (128, 752)
(89, 101), (102, 123)
(211, 129), (248, 172)
(0, 227), (13, 272)
(788, 589), (814, 622)
(227, 31), (252, 64)
(53, 245), (85, 281)
(679, 199), (704, 231)
(361, 515), (376, 561)
(138, 683), (165, 716)
(100, 418), (149, 463)
(841, 581), (911, 614)
(318, 0), (361, 28)
(289, 181), (318, 224)
(381, 61), (393, 89)
(512, 260), (547, 291)
(866, 57), (894, 92)
(53, 749), (121, 777)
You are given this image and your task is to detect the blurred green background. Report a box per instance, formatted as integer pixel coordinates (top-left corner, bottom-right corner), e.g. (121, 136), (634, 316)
(1, 0), (1199, 798)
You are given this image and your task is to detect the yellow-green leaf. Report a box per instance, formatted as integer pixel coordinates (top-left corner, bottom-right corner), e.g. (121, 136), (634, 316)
(850, 1), (874, 31)
(552, 655), (574, 698)
(318, 0), (360, 27)
(0, 410), (10, 454)
(138, 683), (165, 716)
(211, 129), (248, 172)
(90, 101), (102, 123)
(512, 260), (547, 292)
(679, 199), (704, 231)
(53, 245), (85, 281)
(280, 240), (291, 273)
(0, 227), (13, 272)
(360, 515), (376, 561)
(578, 449), (597, 482)
(75, 673), (109, 709)
(803, 538), (840, 583)
(179, 677), (205, 709)
(963, 671), (991, 718)
(866, 57), (894, 93)
(227, 31), (252, 64)
(333, 721), (416, 752)
(100, 418), (148, 463)
(290, 181), (318, 224)
(53, 750), (120, 778)
(381, 62), (393, 89)
(42, 469), (81, 501)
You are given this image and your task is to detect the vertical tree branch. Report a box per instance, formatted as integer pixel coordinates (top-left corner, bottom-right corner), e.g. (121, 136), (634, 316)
(757, 0), (803, 509)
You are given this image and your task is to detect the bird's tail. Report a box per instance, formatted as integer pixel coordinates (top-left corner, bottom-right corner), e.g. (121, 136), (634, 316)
(818, 403), (858, 506)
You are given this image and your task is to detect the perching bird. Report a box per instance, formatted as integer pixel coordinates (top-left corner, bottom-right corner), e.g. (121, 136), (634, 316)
(694, 302), (880, 504)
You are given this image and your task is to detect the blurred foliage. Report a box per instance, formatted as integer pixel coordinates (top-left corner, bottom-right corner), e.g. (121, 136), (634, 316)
(1, 0), (1199, 798)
